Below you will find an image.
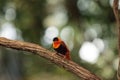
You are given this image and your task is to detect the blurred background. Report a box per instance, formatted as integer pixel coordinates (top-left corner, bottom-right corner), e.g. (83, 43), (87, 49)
(0, 0), (118, 80)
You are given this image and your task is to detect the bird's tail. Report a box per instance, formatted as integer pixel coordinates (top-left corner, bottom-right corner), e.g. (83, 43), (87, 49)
(65, 51), (71, 60)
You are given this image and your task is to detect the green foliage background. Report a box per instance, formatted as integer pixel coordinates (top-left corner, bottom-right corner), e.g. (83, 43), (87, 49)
(0, 0), (118, 80)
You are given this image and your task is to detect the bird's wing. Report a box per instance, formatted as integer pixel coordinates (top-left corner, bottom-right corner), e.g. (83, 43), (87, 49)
(61, 41), (71, 60)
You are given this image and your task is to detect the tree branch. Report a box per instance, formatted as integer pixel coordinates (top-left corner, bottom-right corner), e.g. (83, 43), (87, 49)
(0, 37), (100, 80)
(113, 0), (120, 79)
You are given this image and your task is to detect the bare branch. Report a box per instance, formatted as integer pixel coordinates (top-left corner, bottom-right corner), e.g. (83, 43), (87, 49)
(0, 37), (100, 80)
(113, 0), (120, 79)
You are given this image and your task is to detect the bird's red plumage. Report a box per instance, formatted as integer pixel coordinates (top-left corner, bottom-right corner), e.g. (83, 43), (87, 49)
(53, 37), (71, 60)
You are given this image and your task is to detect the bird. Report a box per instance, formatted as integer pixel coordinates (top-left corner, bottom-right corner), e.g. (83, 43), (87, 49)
(52, 37), (71, 60)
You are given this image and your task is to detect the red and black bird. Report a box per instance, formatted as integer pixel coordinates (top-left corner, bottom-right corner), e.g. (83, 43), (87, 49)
(52, 37), (71, 60)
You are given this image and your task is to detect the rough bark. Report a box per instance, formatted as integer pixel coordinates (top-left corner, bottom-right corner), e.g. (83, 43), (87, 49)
(0, 37), (101, 80)
(113, 0), (120, 80)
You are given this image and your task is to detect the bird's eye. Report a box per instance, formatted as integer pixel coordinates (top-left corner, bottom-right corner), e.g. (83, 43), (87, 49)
(53, 37), (58, 41)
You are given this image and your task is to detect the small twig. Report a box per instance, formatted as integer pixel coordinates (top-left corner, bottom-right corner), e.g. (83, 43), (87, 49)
(113, 0), (120, 79)
(0, 37), (101, 80)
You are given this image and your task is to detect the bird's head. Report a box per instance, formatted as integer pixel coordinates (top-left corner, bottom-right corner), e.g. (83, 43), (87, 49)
(53, 37), (61, 48)
(53, 37), (61, 42)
